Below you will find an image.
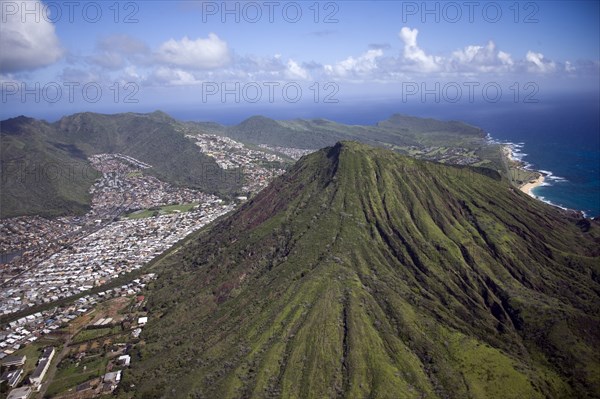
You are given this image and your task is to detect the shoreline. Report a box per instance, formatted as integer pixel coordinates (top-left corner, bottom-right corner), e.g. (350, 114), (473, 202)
(519, 174), (545, 197)
(498, 142), (588, 218)
(500, 143), (544, 197)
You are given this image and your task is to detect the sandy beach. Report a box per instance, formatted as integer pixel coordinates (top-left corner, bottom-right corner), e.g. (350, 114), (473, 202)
(520, 174), (545, 197)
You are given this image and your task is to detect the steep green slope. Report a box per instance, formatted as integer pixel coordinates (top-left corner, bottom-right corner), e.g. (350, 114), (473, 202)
(53, 111), (240, 192)
(0, 116), (100, 218)
(1, 112), (240, 218)
(122, 142), (600, 399)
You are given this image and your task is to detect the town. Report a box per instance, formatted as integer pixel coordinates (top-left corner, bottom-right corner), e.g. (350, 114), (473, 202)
(0, 138), (308, 398)
(1, 273), (157, 398)
(0, 153), (234, 316)
(185, 133), (289, 193)
(257, 144), (315, 160)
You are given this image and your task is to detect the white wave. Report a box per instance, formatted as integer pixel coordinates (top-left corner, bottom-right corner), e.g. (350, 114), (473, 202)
(535, 169), (568, 183)
(547, 175), (568, 182)
(521, 162), (534, 170)
(535, 195), (570, 211)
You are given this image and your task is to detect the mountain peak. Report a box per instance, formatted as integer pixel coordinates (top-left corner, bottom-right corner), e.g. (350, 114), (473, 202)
(126, 142), (599, 398)
(238, 115), (279, 126)
(0, 115), (39, 135)
(144, 110), (175, 122)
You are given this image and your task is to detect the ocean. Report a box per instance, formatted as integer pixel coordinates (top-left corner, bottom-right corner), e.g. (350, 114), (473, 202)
(423, 96), (600, 218)
(155, 93), (600, 218)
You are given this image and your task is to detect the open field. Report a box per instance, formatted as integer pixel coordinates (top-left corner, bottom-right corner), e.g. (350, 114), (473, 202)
(125, 203), (198, 219)
(47, 355), (109, 397)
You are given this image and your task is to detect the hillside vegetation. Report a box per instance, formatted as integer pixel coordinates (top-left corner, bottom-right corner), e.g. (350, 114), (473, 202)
(0, 111), (240, 218)
(187, 113), (502, 168)
(2, 111), (506, 218)
(121, 142), (600, 399)
(0, 116), (100, 218)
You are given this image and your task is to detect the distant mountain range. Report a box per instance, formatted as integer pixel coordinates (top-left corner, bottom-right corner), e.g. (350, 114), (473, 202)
(121, 142), (600, 398)
(1, 111), (501, 219)
(186, 113), (488, 151)
(1, 111), (237, 218)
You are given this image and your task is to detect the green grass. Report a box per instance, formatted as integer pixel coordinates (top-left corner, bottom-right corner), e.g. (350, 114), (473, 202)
(447, 331), (543, 399)
(10, 341), (46, 375)
(72, 326), (121, 343)
(126, 171), (143, 178)
(47, 355), (108, 396)
(118, 142), (599, 398)
(125, 203), (198, 219)
(0, 119), (100, 218)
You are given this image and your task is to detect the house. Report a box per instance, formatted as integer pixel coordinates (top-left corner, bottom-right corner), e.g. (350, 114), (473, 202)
(118, 355), (131, 366)
(103, 370), (121, 385)
(1, 354), (26, 367)
(6, 386), (31, 399)
(0, 368), (23, 387)
(137, 317), (148, 325)
(29, 347), (55, 386)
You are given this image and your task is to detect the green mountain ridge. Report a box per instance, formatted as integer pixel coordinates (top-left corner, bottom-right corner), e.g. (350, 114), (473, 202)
(0, 111), (240, 218)
(122, 142), (600, 399)
(0, 115), (100, 218)
(187, 113), (487, 152)
(53, 111), (238, 191)
(1, 111), (503, 219)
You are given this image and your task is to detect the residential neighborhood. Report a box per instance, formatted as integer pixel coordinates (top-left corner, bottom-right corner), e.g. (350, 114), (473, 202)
(0, 274), (156, 398)
(0, 142), (306, 398)
(0, 153), (235, 316)
(257, 144), (315, 160)
(186, 133), (289, 193)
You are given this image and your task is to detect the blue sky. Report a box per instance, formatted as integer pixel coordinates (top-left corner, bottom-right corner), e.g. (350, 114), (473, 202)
(1, 0), (598, 120)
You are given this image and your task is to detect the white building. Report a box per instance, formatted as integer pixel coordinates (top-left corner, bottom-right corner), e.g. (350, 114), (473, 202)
(7, 386), (31, 399)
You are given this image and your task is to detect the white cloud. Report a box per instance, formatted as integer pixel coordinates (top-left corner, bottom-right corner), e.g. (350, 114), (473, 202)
(67, 24), (582, 89)
(398, 27), (440, 72)
(498, 51), (513, 66)
(150, 66), (202, 86)
(124, 66), (140, 78)
(324, 49), (383, 78)
(0, 0), (64, 73)
(526, 51), (556, 73)
(156, 34), (230, 69)
(565, 61), (575, 73)
(285, 59), (310, 80)
(450, 41), (513, 73)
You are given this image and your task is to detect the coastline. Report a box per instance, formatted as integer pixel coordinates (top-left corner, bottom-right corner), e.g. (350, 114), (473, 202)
(496, 141), (588, 217)
(519, 174), (545, 197)
(500, 142), (544, 196)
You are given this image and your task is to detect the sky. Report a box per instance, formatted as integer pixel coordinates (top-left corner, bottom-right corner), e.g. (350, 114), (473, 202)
(0, 0), (599, 121)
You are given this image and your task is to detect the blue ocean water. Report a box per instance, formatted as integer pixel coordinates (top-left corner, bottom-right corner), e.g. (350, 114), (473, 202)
(424, 97), (600, 218)
(171, 94), (600, 218)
